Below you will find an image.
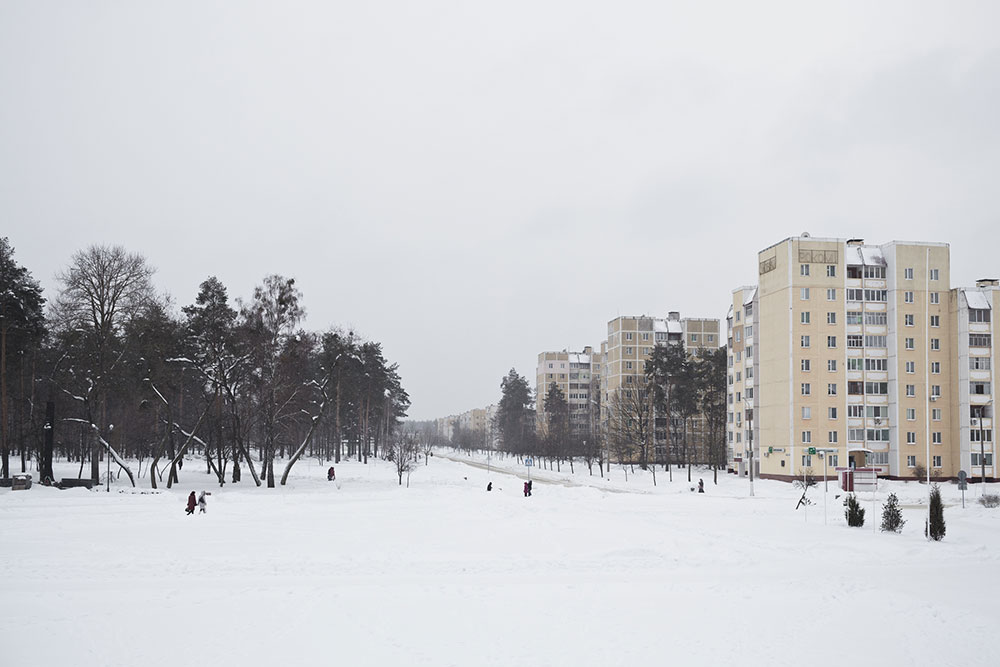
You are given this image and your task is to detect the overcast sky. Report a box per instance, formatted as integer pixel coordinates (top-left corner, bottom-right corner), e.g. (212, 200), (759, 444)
(2, 1), (999, 420)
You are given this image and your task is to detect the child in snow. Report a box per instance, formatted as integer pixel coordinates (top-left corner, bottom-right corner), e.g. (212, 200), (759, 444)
(198, 491), (208, 514)
(186, 491), (196, 515)
(523, 481), (529, 497)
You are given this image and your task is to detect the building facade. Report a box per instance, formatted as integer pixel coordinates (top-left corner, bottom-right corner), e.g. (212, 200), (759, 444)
(728, 235), (995, 481)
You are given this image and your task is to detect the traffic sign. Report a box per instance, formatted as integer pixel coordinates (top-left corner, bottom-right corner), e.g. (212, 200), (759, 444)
(768, 446), (773, 454)
(525, 457), (534, 467)
(808, 447), (816, 455)
(958, 469), (968, 491)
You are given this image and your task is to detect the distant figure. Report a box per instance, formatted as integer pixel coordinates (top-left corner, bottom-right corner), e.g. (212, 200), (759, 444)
(523, 481), (529, 497)
(487, 482), (493, 491)
(698, 478), (705, 494)
(327, 466), (336, 481)
(198, 491), (208, 514)
(527, 480), (533, 496)
(186, 492), (196, 515)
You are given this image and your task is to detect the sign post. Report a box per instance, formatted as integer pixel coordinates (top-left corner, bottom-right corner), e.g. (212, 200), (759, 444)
(525, 456), (533, 481)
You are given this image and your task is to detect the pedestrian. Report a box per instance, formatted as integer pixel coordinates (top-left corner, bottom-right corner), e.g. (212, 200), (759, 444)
(698, 478), (704, 493)
(327, 466), (336, 481)
(527, 479), (533, 496)
(185, 491), (196, 515)
(523, 481), (529, 497)
(198, 491), (208, 514)
(487, 482), (493, 491)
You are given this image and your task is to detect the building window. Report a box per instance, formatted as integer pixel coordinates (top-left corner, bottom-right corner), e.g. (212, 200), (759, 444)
(690, 334), (699, 343)
(904, 291), (914, 304)
(801, 312), (810, 324)
(801, 288), (810, 300)
(626, 361), (633, 370)
(626, 332), (633, 340)
(802, 454), (812, 467)
(846, 288), (863, 302)
(865, 335), (887, 348)
(828, 383), (837, 396)
(707, 334), (715, 342)
(904, 267), (914, 280)
(849, 428), (865, 441)
(930, 268), (939, 281)
(906, 384), (915, 397)
(829, 407), (837, 419)
(932, 408), (941, 421)
(846, 311), (862, 325)
(827, 288), (836, 301)
(930, 315), (940, 327)
(827, 312), (836, 325)
(969, 309), (991, 323)
(625, 347), (633, 354)
(933, 432), (942, 444)
(906, 361), (915, 374)
(802, 431), (812, 443)
(972, 453), (994, 466)
(971, 381), (991, 395)
(802, 406), (811, 419)
(907, 455), (916, 468)
(933, 456), (942, 468)
(931, 362), (940, 374)
(801, 335), (810, 348)
(801, 359), (811, 372)
(828, 359), (837, 372)
(827, 336), (836, 348)
(970, 334), (992, 348)
(829, 431), (838, 443)
(827, 265), (836, 277)
(905, 314), (914, 327)
(971, 357), (991, 370)
(907, 432), (916, 444)
(801, 383), (811, 396)
(905, 338), (915, 350)
(930, 338), (940, 351)
(847, 335), (863, 348)
(930, 292), (939, 304)
(801, 264), (810, 276)
(906, 408), (916, 421)
(848, 381), (864, 395)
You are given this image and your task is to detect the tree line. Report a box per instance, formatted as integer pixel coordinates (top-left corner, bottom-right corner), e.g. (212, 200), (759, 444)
(0, 238), (409, 488)
(480, 344), (726, 483)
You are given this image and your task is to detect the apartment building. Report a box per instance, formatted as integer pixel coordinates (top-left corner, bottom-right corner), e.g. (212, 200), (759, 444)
(601, 312), (721, 461)
(728, 234), (995, 481)
(536, 347), (602, 438)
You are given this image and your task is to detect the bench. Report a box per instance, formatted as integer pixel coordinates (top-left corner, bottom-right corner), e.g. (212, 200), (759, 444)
(59, 478), (95, 490)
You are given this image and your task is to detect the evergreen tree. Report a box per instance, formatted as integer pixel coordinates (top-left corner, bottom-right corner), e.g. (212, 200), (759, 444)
(543, 382), (569, 465)
(0, 238), (46, 477)
(880, 492), (906, 533)
(926, 484), (946, 541)
(496, 369), (533, 455)
(844, 493), (865, 527)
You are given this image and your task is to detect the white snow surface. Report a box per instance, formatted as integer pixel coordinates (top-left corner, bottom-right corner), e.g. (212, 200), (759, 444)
(2, 453), (999, 666)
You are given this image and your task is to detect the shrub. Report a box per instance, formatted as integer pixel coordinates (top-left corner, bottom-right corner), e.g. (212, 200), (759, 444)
(880, 492), (906, 533)
(844, 493), (865, 527)
(926, 484), (946, 541)
(979, 494), (1000, 508)
(912, 464), (927, 483)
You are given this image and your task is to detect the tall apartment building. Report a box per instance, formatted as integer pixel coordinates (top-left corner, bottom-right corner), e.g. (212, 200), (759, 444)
(601, 312), (720, 461)
(536, 347), (602, 438)
(727, 235), (995, 481)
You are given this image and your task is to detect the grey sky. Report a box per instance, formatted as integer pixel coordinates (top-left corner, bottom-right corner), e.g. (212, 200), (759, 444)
(2, 1), (998, 420)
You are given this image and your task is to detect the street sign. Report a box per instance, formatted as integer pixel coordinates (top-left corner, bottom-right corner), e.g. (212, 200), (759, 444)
(768, 446), (773, 454)
(808, 447), (816, 455)
(525, 457), (534, 467)
(958, 469), (968, 491)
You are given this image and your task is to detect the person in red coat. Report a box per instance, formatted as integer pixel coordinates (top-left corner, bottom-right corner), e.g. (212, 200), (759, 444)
(186, 491), (196, 515)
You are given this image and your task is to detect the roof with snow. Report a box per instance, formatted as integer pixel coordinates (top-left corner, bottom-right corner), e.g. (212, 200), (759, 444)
(963, 289), (992, 310)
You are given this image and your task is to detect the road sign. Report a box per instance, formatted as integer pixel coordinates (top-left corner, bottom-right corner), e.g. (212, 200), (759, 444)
(525, 457), (534, 467)
(768, 446), (773, 454)
(958, 469), (968, 491)
(808, 447), (816, 455)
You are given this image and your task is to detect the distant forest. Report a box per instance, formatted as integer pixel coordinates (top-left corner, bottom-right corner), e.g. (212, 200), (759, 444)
(0, 238), (409, 488)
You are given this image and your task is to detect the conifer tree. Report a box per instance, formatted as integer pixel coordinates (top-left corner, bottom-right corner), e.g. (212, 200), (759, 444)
(880, 492), (905, 533)
(926, 484), (946, 541)
(844, 493), (865, 527)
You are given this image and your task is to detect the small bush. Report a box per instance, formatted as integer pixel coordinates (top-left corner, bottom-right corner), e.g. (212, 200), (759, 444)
(979, 494), (1000, 508)
(880, 492), (906, 533)
(926, 484), (946, 541)
(844, 494), (865, 527)
(912, 464), (927, 483)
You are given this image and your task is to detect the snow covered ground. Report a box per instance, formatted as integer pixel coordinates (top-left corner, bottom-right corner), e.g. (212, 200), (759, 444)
(2, 452), (998, 667)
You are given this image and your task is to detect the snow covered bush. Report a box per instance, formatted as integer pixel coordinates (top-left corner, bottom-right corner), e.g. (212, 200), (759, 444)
(880, 492), (905, 533)
(978, 494), (1000, 508)
(844, 494), (865, 527)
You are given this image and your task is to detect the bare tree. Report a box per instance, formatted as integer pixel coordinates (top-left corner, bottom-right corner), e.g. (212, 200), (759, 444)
(52, 245), (155, 483)
(606, 383), (654, 482)
(387, 434), (418, 486)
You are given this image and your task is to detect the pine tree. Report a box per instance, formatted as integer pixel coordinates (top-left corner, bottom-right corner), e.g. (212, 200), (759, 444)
(926, 484), (946, 541)
(844, 493), (865, 527)
(880, 492), (906, 533)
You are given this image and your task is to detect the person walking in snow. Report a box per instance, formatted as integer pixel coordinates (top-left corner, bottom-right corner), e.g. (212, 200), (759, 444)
(523, 481), (529, 497)
(698, 478), (704, 493)
(487, 482), (493, 491)
(198, 491), (208, 514)
(186, 491), (196, 515)
(327, 466), (336, 481)
(527, 479), (533, 496)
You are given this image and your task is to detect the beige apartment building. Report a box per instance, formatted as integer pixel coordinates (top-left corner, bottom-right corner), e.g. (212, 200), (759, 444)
(600, 312), (720, 461)
(728, 235), (996, 482)
(536, 347), (602, 439)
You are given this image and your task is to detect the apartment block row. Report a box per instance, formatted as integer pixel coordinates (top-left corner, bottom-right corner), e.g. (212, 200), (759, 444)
(536, 312), (721, 458)
(728, 235), (996, 482)
(435, 405), (499, 448)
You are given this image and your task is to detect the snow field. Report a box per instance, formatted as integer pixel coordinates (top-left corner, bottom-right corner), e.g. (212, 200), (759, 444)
(2, 453), (999, 666)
